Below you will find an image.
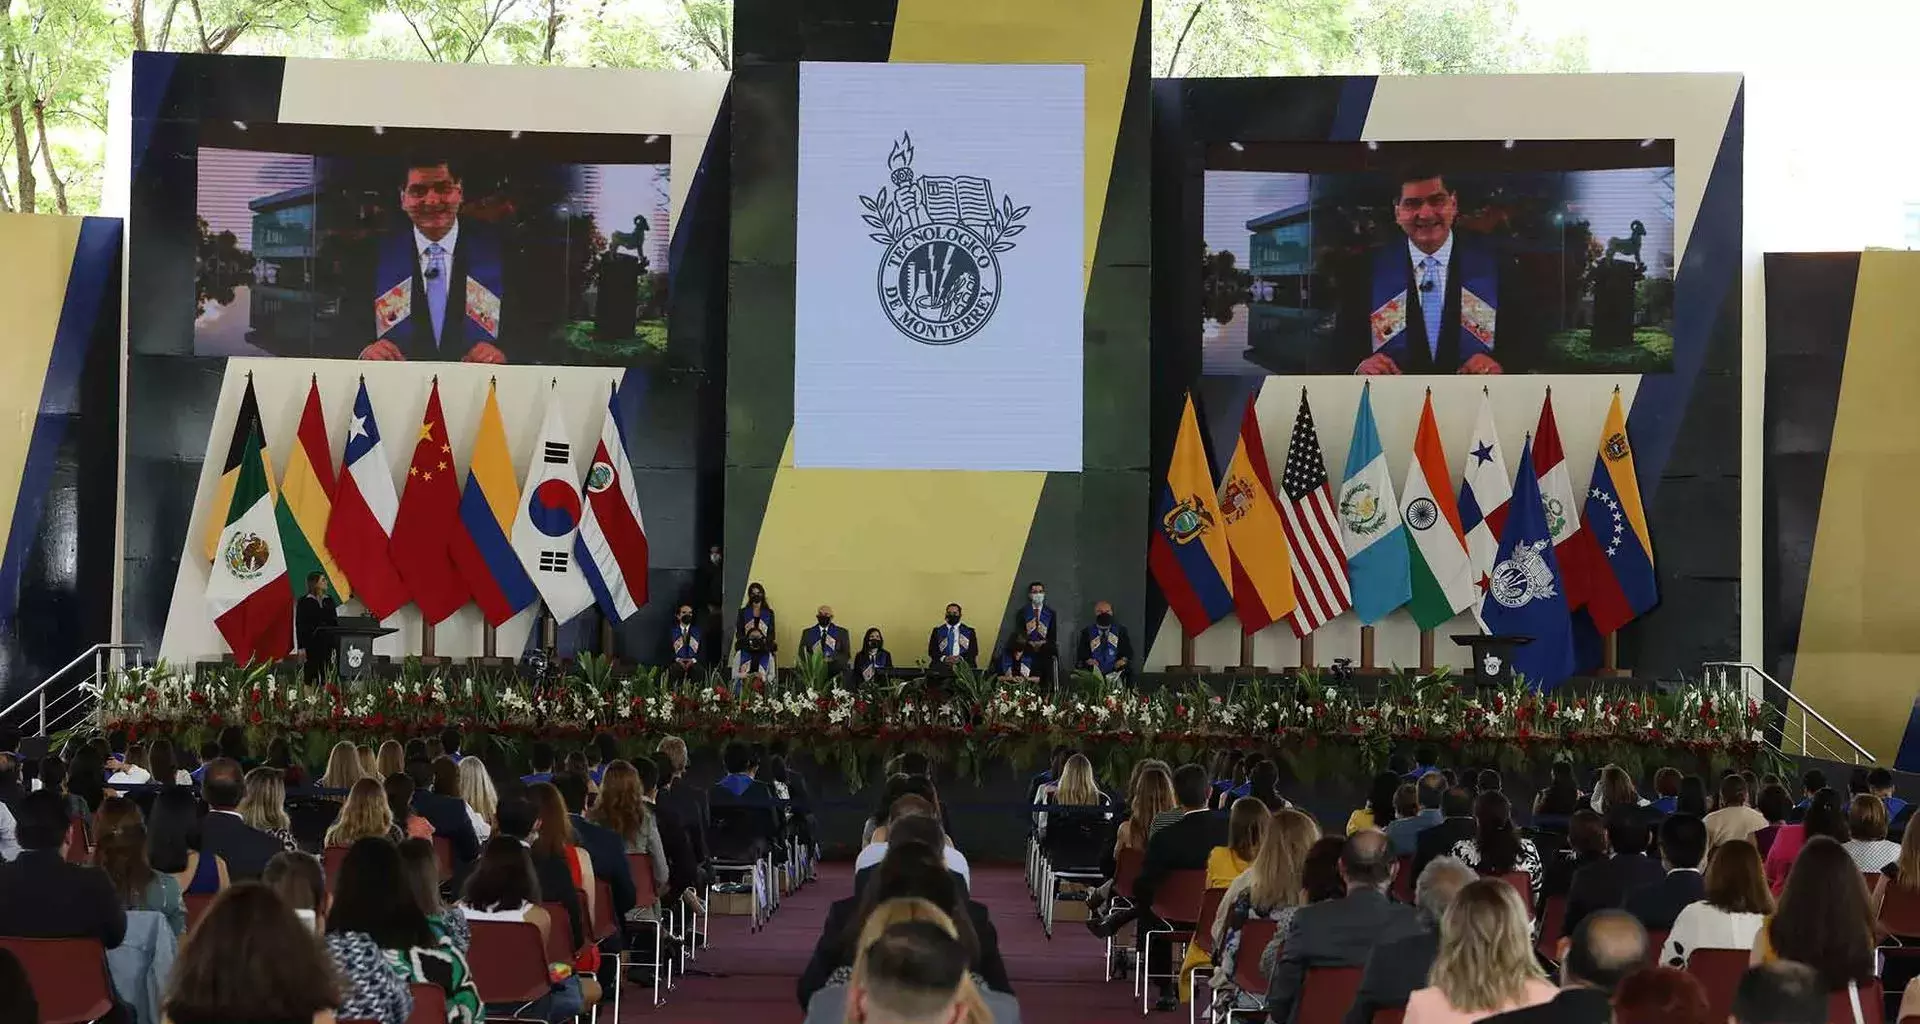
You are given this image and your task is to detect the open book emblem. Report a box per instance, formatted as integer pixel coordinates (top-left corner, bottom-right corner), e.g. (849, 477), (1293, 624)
(860, 131), (1028, 346)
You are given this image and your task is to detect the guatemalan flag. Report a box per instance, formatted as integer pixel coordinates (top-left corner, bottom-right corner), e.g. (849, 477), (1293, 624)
(513, 389), (596, 624)
(1482, 435), (1575, 689)
(449, 381), (538, 627)
(1148, 393), (1233, 635)
(1458, 389), (1510, 630)
(1337, 383), (1410, 624)
(574, 382), (650, 620)
(325, 380), (408, 620)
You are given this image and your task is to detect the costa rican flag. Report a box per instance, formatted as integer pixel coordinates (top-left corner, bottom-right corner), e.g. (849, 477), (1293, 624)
(574, 383), (650, 620)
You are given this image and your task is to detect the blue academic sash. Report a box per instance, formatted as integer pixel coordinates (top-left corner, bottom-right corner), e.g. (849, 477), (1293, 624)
(1369, 240), (1498, 370)
(1001, 650), (1035, 676)
(1021, 607), (1054, 644)
(936, 624), (971, 657)
(373, 224), (505, 357)
(1085, 625), (1121, 672)
(671, 626), (701, 660)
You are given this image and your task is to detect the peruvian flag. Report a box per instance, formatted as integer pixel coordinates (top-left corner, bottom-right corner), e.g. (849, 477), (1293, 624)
(326, 380), (408, 619)
(390, 379), (472, 625)
(574, 382), (651, 620)
(1532, 390), (1598, 610)
(207, 431), (292, 665)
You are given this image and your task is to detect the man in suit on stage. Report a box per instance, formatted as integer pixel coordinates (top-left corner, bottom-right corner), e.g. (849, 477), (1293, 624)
(799, 605), (852, 672)
(666, 602), (703, 680)
(1074, 600), (1133, 681)
(927, 603), (978, 670)
(358, 157), (510, 364)
(1345, 169), (1510, 376)
(295, 571), (337, 684)
(1015, 582), (1057, 682)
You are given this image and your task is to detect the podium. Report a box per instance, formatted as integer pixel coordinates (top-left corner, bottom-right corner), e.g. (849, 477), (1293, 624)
(1450, 634), (1533, 690)
(317, 616), (395, 683)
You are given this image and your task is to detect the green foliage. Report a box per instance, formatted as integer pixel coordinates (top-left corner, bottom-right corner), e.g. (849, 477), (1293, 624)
(1544, 328), (1674, 372)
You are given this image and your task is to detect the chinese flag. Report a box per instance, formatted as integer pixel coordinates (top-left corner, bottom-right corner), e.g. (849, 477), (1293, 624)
(390, 379), (472, 625)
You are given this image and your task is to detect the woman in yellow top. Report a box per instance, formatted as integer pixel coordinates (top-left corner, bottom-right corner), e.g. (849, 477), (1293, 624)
(1178, 798), (1269, 1003)
(1346, 772), (1402, 835)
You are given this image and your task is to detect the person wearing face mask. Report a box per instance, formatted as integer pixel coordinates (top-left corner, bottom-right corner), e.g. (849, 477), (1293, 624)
(666, 603), (703, 680)
(997, 631), (1036, 683)
(926, 604), (978, 671)
(734, 581), (777, 659)
(1016, 581), (1057, 685)
(800, 605), (852, 672)
(1075, 600), (1134, 682)
(854, 629), (893, 683)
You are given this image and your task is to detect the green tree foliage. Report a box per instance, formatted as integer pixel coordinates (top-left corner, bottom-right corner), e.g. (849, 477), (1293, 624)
(1153, 0), (1587, 77)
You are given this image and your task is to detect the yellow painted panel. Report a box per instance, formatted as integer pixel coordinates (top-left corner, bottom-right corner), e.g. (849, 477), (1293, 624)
(1792, 250), (1920, 764)
(0, 213), (83, 572)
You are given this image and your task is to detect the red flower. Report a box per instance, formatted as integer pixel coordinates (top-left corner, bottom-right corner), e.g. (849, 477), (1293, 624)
(248, 710), (263, 725)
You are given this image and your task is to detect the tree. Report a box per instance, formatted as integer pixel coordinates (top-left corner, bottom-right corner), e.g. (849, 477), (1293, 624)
(1152, 0), (1587, 78)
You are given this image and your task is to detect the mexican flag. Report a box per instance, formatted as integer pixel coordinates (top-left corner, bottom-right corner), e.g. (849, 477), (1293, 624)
(208, 431), (292, 665)
(1402, 392), (1476, 630)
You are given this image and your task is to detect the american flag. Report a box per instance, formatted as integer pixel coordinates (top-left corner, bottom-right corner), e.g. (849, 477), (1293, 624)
(1279, 390), (1353, 635)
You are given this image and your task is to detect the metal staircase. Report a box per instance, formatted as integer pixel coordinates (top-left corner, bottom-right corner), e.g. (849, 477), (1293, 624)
(1703, 661), (1876, 766)
(0, 644), (142, 738)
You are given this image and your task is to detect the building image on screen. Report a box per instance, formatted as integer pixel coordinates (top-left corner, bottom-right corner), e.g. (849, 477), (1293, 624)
(193, 123), (671, 366)
(1200, 140), (1676, 377)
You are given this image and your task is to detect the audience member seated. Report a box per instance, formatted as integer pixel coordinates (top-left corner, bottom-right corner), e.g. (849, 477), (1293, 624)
(1348, 772), (1401, 835)
(798, 838), (1010, 1010)
(1413, 785), (1479, 885)
(263, 850), (327, 933)
(521, 742), (557, 787)
(1880, 814), (1920, 899)
(149, 785), (228, 896)
(162, 883), (340, 1024)
(653, 736), (711, 877)
(1482, 909), (1646, 1024)
(375, 740), (406, 780)
(1449, 791), (1543, 904)
(1649, 768), (1683, 815)
(1242, 758), (1288, 813)
(804, 901), (1011, 1024)
(1842, 793), (1900, 872)
(320, 740), (364, 794)
(551, 769), (636, 925)
(1751, 783), (1792, 857)
(1792, 769), (1826, 815)
(633, 756), (702, 917)
(587, 760), (669, 922)
(0, 790), (126, 946)
(237, 767), (299, 852)
(1658, 836), (1772, 966)
(1676, 776), (1710, 818)
(1177, 797), (1269, 1003)
(458, 836), (601, 1020)
(1099, 763), (1224, 1010)
(199, 757), (291, 882)
(1345, 855), (1475, 1024)
(859, 795), (972, 890)
(326, 836), (481, 1024)
(1611, 966), (1711, 1024)
(1704, 775), (1767, 849)
(1871, 766), (1908, 822)
(1388, 771), (1448, 859)
(1735, 962), (1830, 1024)
(399, 837), (470, 953)
(405, 759), (478, 866)
(1403, 878), (1555, 1022)
(1538, 809), (1606, 916)
(1531, 761), (1581, 824)
(96, 817), (186, 936)
(709, 742), (781, 872)
(1264, 830), (1420, 1023)
(1623, 812), (1707, 932)
(384, 773), (436, 842)
(521, 783), (598, 975)
(1589, 765), (1649, 819)
(1751, 836), (1877, 997)
(327, 777), (404, 848)
(1562, 810), (1663, 939)
(456, 757), (497, 844)
(1764, 788), (1847, 894)
(1087, 762), (1174, 915)
(1212, 807), (1320, 1017)
(1036, 753), (1112, 840)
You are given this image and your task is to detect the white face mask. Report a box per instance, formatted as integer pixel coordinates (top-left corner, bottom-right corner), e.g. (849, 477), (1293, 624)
(1030, 593), (1045, 606)
(709, 552), (721, 565)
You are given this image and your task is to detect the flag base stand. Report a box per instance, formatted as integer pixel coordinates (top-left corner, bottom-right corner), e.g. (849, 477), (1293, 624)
(1225, 632), (1268, 675)
(1419, 630), (1436, 674)
(483, 624), (497, 660)
(1359, 627), (1376, 671)
(1167, 633), (1210, 677)
(1600, 632), (1631, 677)
(419, 623), (444, 665)
(600, 618), (616, 660)
(1297, 634), (1315, 671)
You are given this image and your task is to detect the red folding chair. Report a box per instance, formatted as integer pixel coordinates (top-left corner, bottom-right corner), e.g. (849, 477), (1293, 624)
(1185, 888), (1228, 1024)
(1883, 883), (1920, 937)
(1105, 847), (1146, 983)
(465, 920), (552, 1021)
(614, 853), (675, 1018)
(1296, 965), (1364, 1024)
(0, 937), (115, 1024)
(540, 900), (581, 966)
(406, 982), (448, 1024)
(1684, 948), (1750, 1024)
(1390, 855), (1414, 904)
(63, 820), (90, 864)
(1222, 919), (1278, 1022)
(432, 836), (455, 882)
(1496, 871), (1533, 919)
(1140, 868), (1209, 1014)
(323, 845), (349, 888)
(1373, 1010), (1405, 1024)
(184, 892), (216, 931)
(1534, 895), (1567, 962)
(1644, 930), (1669, 965)
(1830, 980), (1885, 1024)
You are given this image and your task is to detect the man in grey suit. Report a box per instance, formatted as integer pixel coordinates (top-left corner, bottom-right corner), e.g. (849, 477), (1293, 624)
(1343, 855), (1476, 1024)
(1264, 830), (1421, 1023)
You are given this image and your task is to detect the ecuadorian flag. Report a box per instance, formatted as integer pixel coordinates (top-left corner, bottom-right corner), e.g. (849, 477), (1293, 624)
(1150, 394), (1233, 635)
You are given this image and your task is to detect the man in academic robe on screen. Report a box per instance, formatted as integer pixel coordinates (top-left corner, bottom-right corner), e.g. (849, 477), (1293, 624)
(356, 157), (511, 364)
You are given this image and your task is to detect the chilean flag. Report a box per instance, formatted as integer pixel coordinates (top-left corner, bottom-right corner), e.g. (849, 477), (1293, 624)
(574, 383), (650, 620)
(325, 380), (408, 619)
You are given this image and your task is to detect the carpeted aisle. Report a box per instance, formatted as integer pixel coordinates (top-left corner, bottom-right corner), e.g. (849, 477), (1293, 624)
(623, 863), (1154, 1023)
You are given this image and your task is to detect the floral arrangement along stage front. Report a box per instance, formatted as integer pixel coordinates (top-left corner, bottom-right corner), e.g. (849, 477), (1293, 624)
(93, 655), (1772, 788)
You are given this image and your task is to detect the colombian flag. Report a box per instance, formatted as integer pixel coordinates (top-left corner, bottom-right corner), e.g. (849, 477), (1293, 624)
(1150, 394), (1234, 636)
(1220, 396), (1295, 633)
(450, 381), (538, 627)
(1578, 390), (1658, 634)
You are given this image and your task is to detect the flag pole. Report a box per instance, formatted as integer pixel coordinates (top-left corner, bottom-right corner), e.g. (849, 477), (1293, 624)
(1235, 629), (1259, 676)
(1298, 632), (1315, 671)
(482, 623), (497, 661)
(600, 612), (615, 663)
(1418, 630), (1435, 673)
(1359, 626), (1376, 671)
(1601, 632), (1624, 677)
(421, 619), (437, 662)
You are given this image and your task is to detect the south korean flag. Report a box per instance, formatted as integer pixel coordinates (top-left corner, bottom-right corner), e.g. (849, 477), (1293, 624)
(512, 389), (595, 623)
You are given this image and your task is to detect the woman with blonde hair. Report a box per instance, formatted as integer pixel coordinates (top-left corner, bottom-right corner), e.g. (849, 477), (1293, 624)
(587, 760), (669, 921)
(800, 897), (1004, 1024)
(1210, 807), (1318, 1013)
(456, 757), (496, 843)
(324, 777), (400, 848)
(320, 741), (364, 794)
(1404, 879), (1554, 1022)
(1037, 752), (1111, 837)
(238, 766), (299, 850)
(357, 745), (379, 778)
(1177, 797), (1269, 1002)
(1086, 763), (1176, 917)
(374, 740), (405, 780)
(1591, 764), (1644, 817)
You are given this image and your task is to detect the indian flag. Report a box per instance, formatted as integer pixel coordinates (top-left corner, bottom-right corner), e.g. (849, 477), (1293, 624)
(208, 430), (291, 665)
(274, 377), (349, 602)
(1401, 392), (1476, 630)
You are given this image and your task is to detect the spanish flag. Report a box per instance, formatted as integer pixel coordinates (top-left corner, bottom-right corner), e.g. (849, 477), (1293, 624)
(274, 376), (348, 601)
(1219, 397), (1295, 632)
(1149, 393), (1234, 636)
(203, 377), (275, 563)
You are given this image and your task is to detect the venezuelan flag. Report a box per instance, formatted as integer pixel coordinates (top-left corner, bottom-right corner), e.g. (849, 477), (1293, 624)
(1579, 390), (1658, 634)
(448, 381), (537, 627)
(1150, 394), (1234, 635)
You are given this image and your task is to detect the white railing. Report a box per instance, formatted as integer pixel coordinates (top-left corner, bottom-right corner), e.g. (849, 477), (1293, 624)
(0, 644), (144, 738)
(1703, 661), (1876, 766)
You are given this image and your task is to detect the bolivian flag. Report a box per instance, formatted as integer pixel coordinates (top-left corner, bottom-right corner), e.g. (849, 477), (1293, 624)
(202, 377), (275, 562)
(1149, 393), (1234, 635)
(274, 376), (348, 601)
